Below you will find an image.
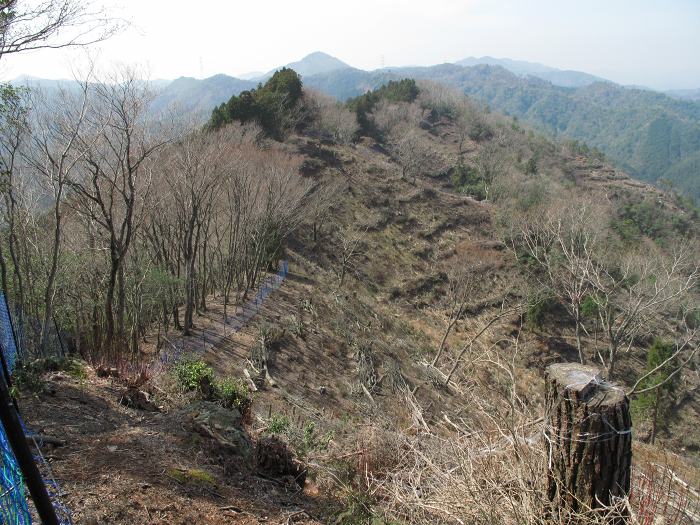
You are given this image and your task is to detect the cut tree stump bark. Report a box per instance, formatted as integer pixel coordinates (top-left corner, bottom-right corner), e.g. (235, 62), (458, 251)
(544, 363), (632, 523)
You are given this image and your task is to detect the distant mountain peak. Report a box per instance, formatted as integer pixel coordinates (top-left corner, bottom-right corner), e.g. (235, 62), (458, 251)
(258, 51), (351, 81)
(302, 51), (340, 60)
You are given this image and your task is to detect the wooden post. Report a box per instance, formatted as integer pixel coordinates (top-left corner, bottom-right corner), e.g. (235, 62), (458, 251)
(544, 363), (632, 522)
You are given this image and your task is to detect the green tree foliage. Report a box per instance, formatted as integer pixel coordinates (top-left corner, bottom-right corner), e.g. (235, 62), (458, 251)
(451, 163), (486, 200)
(611, 195), (694, 244)
(524, 156), (538, 175)
(469, 79), (700, 202)
(346, 79), (419, 137)
(633, 339), (679, 444)
(525, 295), (561, 330)
(208, 68), (304, 139)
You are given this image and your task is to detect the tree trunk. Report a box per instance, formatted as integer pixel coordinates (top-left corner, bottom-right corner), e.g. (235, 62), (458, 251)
(650, 394), (659, 445)
(432, 317), (457, 366)
(104, 259), (118, 358)
(39, 184), (65, 356)
(0, 241), (10, 301)
(574, 306), (585, 365)
(339, 265), (346, 288)
(117, 263), (126, 350)
(184, 256), (195, 335)
(200, 234), (208, 311)
(173, 306), (181, 331)
(607, 340), (617, 377)
(544, 363), (632, 523)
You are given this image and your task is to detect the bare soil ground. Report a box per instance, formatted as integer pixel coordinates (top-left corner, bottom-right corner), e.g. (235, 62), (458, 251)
(22, 368), (328, 524)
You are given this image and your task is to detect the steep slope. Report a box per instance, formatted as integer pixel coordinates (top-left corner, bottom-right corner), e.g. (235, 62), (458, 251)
(304, 63), (700, 201)
(16, 85), (700, 523)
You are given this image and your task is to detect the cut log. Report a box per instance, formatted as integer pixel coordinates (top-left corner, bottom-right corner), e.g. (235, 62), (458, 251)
(544, 363), (632, 523)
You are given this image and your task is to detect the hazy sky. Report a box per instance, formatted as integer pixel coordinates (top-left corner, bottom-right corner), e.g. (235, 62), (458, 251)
(3, 0), (699, 89)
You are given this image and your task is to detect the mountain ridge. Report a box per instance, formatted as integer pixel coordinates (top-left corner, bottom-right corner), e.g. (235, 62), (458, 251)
(455, 55), (606, 87)
(12, 52), (700, 201)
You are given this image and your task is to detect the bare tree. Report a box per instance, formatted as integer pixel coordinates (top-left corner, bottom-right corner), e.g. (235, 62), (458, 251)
(23, 77), (93, 354)
(69, 68), (170, 355)
(444, 302), (522, 386)
(0, 0), (120, 60)
(514, 201), (603, 364)
(416, 80), (462, 119)
(0, 83), (32, 347)
(386, 126), (437, 184)
(474, 137), (506, 201)
(453, 100), (492, 154)
(587, 247), (698, 377)
(306, 89), (358, 145)
(163, 129), (226, 334)
(337, 227), (365, 288)
(373, 99), (421, 136)
(417, 83), (492, 158)
(432, 265), (477, 366)
(308, 178), (342, 245)
(0, 83), (27, 300)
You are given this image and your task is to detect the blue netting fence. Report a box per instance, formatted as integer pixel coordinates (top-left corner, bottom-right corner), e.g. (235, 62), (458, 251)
(226, 260), (289, 332)
(0, 293), (73, 524)
(159, 260), (289, 366)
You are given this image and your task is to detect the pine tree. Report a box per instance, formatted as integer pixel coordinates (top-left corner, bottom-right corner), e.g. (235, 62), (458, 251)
(633, 339), (679, 444)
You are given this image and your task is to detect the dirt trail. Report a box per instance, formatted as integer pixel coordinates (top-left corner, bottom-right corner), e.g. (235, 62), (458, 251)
(21, 369), (326, 524)
(19, 270), (330, 524)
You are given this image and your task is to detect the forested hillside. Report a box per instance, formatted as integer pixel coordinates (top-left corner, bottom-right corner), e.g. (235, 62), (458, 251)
(135, 56), (700, 203)
(304, 63), (700, 202)
(455, 56), (606, 87)
(4, 66), (699, 523)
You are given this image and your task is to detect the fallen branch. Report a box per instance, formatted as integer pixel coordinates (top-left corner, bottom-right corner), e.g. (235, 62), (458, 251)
(27, 434), (66, 447)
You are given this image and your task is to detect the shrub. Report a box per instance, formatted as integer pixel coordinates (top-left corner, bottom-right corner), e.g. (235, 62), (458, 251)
(451, 163), (486, 200)
(216, 378), (251, 413)
(514, 179), (548, 211)
(612, 196), (692, 244)
(175, 357), (214, 393)
(13, 364), (45, 394)
(526, 295), (560, 330)
(300, 421), (333, 456)
(632, 338), (679, 443)
(684, 308), (700, 329)
(581, 294), (601, 319)
(467, 116), (493, 142)
(267, 414), (291, 434)
(285, 314), (305, 338)
(14, 356), (87, 393)
(333, 490), (375, 525)
(524, 156), (538, 175)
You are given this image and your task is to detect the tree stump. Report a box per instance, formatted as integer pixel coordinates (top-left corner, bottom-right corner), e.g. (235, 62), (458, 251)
(544, 363), (632, 522)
